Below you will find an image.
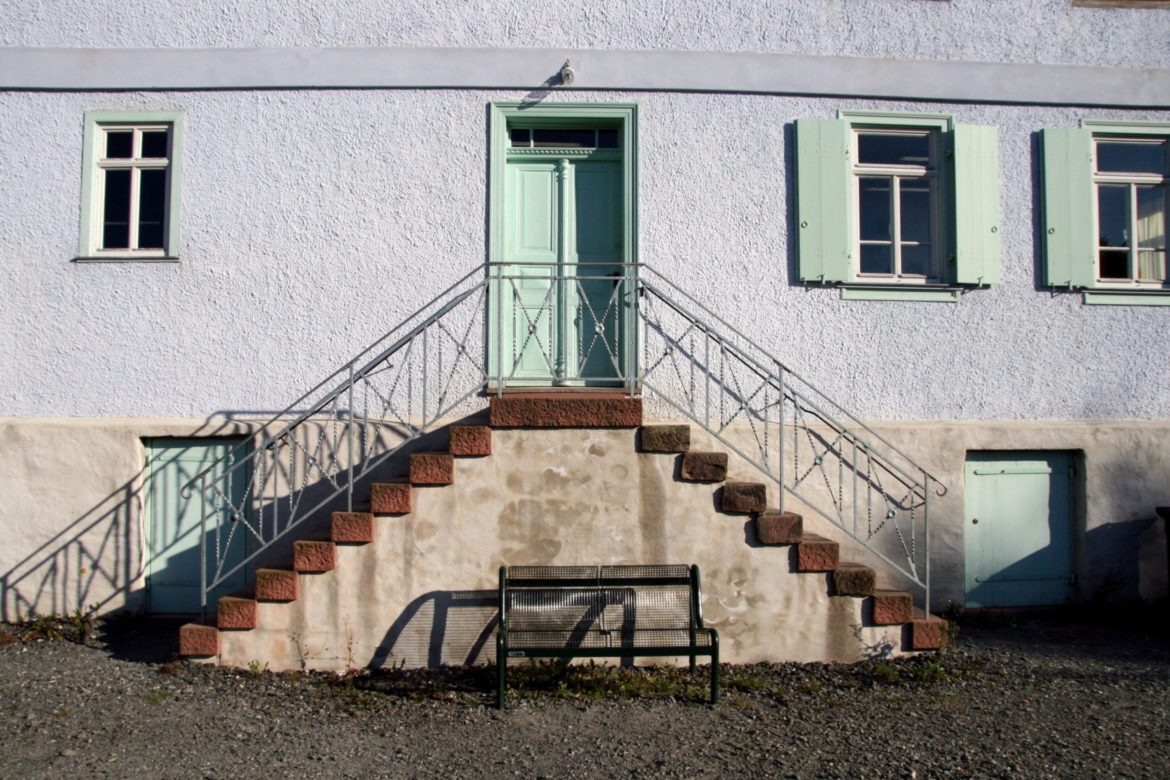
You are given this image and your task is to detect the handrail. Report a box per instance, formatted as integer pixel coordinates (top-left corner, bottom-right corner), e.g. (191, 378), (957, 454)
(185, 260), (943, 614)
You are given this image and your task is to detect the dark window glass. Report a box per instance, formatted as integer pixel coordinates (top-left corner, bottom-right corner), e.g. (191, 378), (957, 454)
(105, 131), (133, 159)
(533, 129), (595, 148)
(597, 129), (619, 148)
(1096, 184), (1129, 248)
(138, 169), (167, 249)
(102, 169), (131, 249)
(901, 245), (932, 277)
(509, 128), (531, 147)
(1097, 141), (1166, 175)
(141, 131), (169, 158)
(860, 244), (892, 275)
(900, 179), (933, 244)
(858, 177), (891, 241)
(858, 133), (931, 166)
(1099, 250), (1129, 279)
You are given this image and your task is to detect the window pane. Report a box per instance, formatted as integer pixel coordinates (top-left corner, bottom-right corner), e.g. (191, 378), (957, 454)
(858, 177), (891, 241)
(900, 178), (933, 244)
(901, 244), (932, 277)
(1096, 141), (1166, 175)
(1136, 184), (1166, 250)
(101, 169), (131, 249)
(857, 133), (931, 166)
(509, 128), (531, 147)
(1138, 251), (1166, 283)
(138, 169), (167, 249)
(141, 130), (169, 158)
(105, 131), (133, 159)
(1096, 184), (1129, 248)
(1098, 249), (1129, 280)
(597, 129), (619, 149)
(860, 244), (892, 275)
(533, 129), (595, 148)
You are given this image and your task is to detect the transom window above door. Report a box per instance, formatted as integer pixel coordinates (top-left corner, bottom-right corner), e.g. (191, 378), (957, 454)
(509, 128), (620, 149)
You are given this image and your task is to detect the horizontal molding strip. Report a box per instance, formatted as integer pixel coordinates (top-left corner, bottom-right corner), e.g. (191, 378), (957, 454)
(0, 47), (1167, 108)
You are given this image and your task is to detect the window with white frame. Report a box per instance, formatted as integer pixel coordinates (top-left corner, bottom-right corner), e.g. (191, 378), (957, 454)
(796, 112), (1000, 301)
(1093, 137), (1167, 285)
(1041, 121), (1169, 303)
(79, 111), (183, 260)
(853, 128), (942, 282)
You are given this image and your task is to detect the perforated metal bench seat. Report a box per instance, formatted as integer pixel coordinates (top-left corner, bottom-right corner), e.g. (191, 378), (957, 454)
(496, 564), (720, 707)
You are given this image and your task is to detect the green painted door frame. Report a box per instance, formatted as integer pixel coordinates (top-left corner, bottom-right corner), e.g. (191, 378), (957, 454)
(964, 451), (1076, 608)
(487, 102), (639, 390)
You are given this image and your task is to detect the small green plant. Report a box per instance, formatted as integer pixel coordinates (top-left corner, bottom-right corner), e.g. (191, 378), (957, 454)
(246, 659), (269, 678)
(143, 689), (173, 705)
(870, 659), (903, 686)
(722, 670), (768, 694)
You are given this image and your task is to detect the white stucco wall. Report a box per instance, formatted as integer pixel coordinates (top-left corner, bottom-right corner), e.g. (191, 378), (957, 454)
(4, 0), (1169, 69)
(1, 88), (1168, 421)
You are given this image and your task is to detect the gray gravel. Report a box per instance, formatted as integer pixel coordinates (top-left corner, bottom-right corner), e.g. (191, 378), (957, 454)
(1, 612), (1168, 778)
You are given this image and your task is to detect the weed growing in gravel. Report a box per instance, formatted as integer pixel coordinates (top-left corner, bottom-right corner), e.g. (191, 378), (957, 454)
(143, 690), (173, 705)
(722, 670), (769, 694)
(8, 605), (98, 644)
(247, 660), (269, 678)
(506, 660), (711, 703)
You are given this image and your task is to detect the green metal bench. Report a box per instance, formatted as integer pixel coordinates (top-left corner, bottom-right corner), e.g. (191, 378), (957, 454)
(496, 564), (720, 707)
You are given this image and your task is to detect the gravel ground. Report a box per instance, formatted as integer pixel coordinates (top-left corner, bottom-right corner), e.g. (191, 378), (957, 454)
(1, 612), (1168, 778)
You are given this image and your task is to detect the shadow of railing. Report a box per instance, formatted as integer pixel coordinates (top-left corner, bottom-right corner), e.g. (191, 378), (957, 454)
(371, 590), (499, 669)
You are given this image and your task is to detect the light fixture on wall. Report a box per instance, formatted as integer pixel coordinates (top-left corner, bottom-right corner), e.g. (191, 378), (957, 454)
(559, 60), (575, 86)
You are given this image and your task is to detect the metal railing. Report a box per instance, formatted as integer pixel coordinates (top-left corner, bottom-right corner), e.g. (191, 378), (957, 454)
(184, 261), (944, 614)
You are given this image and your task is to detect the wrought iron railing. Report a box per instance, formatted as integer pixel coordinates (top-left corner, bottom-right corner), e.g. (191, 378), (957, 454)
(184, 262), (944, 614)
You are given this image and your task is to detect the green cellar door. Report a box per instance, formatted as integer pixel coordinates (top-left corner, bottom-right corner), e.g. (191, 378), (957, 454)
(143, 438), (250, 614)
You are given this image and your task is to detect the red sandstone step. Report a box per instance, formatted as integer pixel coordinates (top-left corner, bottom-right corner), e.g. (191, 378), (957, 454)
(293, 540), (336, 573)
(255, 568), (299, 602)
(871, 590), (914, 625)
(489, 393), (642, 428)
(639, 424), (690, 453)
(179, 623), (219, 657)
(910, 616), (951, 650)
(832, 562), (876, 597)
(796, 534), (840, 572)
(370, 482), (412, 514)
(331, 511), (375, 544)
(449, 425), (492, 456)
(680, 451), (728, 482)
(217, 596), (258, 630)
(410, 453), (454, 485)
(721, 481), (767, 513)
(754, 510), (803, 545)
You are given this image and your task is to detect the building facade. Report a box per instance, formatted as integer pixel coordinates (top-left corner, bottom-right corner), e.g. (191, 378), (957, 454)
(2, 1), (1169, 665)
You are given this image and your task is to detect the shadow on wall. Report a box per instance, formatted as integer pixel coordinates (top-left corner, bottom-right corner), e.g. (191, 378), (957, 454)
(371, 590), (499, 668)
(0, 477), (140, 622)
(0, 411), (356, 621)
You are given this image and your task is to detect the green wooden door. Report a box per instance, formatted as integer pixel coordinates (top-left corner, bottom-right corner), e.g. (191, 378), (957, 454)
(964, 452), (1075, 608)
(143, 438), (250, 614)
(501, 156), (624, 385)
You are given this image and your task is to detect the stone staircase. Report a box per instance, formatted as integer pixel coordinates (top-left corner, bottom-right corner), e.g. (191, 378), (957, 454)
(180, 395), (948, 666)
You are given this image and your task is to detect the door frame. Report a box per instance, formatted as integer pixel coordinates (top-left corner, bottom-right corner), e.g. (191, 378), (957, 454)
(487, 101), (639, 390)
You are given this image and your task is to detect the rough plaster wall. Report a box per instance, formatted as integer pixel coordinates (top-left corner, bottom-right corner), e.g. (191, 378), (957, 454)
(2, 89), (1169, 421)
(4, 0), (1169, 69)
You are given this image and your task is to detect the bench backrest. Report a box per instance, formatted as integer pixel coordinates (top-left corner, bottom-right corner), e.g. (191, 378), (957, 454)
(500, 564), (703, 634)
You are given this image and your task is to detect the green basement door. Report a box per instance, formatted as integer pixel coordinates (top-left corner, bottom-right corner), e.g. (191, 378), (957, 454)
(964, 451), (1075, 608)
(489, 104), (637, 388)
(143, 438), (250, 614)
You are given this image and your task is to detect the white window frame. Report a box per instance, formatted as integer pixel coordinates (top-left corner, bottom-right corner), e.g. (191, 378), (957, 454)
(78, 110), (183, 262)
(851, 127), (944, 284)
(1091, 135), (1167, 288)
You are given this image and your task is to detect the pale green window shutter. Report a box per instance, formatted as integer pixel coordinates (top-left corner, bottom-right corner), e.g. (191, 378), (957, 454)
(1041, 128), (1096, 288)
(795, 118), (852, 283)
(952, 124), (1001, 286)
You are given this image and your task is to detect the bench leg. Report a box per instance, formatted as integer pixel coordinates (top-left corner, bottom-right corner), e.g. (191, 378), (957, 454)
(497, 635), (506, 709)
(710, 633), (720, 706)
